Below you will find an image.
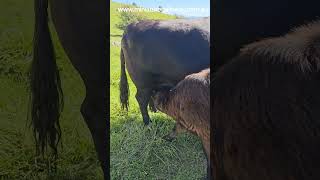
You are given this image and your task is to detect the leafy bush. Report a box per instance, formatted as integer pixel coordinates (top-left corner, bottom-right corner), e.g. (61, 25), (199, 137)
(115, 6), (146, 32)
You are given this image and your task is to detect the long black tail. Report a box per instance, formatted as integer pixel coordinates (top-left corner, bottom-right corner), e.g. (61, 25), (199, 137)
(30, 0), (63, 157)
(119, 47), (130, 110)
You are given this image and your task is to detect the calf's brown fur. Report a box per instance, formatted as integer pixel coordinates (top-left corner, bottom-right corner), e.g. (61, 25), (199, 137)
(212, 21), (320, 180)
(153, 68), (211, 178)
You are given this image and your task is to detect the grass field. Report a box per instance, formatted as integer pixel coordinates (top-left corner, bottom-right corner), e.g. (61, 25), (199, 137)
(0, 0), (206, 179)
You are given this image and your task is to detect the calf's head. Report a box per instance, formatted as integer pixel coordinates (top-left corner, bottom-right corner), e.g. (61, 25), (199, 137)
(151, 85), (174, 112)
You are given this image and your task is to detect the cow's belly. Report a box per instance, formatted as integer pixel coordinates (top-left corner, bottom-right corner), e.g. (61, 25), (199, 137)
(126, 57), (208, 91)
(127, 49), (208, 86)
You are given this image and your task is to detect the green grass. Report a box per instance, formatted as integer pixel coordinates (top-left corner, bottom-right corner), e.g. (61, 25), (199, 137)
(0, 0), (206, 179)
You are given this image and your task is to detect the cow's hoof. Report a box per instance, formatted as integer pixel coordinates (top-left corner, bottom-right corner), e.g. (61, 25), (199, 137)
(162, 134), (175, 142)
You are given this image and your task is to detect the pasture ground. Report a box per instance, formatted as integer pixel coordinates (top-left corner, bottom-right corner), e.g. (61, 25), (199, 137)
(0, 1), (206, 179)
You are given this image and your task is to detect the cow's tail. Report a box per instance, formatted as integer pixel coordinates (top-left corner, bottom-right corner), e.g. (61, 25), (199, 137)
(30, 0), (63, 157)
(119, 46), (130, 110)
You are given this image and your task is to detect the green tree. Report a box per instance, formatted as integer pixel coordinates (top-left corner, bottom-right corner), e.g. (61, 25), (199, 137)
(116, 6), (146, 31)
(158, 6), (163, 13)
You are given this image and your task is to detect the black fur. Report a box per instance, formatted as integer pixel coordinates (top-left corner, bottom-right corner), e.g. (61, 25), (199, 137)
(30, 0), (63, 157)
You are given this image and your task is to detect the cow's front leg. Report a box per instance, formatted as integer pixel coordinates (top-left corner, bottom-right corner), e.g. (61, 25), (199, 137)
(163, 122), (186, 142)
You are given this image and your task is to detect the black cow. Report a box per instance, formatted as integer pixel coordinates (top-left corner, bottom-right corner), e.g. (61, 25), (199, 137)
(212, 0), (320, 71)
(120, 18), (210, 125)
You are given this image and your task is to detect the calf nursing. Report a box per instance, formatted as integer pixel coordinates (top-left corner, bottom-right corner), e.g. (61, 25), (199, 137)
(152, 68), (211, 178)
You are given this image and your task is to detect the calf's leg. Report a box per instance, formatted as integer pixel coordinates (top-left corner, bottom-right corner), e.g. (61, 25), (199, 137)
(149, 98), (157, 112)
(201, 138), (211, 180)
(163, 122), (186, 141)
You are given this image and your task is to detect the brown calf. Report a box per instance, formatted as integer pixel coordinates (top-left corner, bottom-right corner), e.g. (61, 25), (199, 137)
(152, 68), (211, 178)
(212, 21), (320, 180)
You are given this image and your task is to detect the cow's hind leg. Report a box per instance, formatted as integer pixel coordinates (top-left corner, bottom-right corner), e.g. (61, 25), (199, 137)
(81, 89), (108, 179)
(163, 122), (186, 142)
(136, 89), (152, 125)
